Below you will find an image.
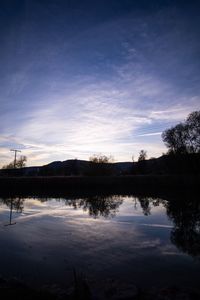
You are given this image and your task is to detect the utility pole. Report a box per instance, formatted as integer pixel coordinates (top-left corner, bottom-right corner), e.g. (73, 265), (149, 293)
(4, 199), (16, 226)
(10, 149), (21, 168)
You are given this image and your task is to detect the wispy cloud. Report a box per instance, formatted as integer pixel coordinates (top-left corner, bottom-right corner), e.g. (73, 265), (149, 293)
(0, 70), (198, 166)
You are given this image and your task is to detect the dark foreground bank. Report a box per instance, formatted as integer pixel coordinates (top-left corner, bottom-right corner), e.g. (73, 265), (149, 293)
(0, 175), (199, 197)
(1, 275), (200, 300)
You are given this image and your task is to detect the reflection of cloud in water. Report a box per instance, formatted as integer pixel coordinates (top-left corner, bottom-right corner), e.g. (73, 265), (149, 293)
(117, 197), (167, 217)
(23, 199), (47, 208)
(141, 223), (173, 228)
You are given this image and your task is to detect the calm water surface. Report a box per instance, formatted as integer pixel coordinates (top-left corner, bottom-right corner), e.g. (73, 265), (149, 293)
(0, 195), (199, 291)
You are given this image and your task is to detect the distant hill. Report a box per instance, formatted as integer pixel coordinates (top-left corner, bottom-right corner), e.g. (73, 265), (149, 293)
(0, 159), (133, 176)
(39, 159), (133, 176)
(1, 154), (200, 176)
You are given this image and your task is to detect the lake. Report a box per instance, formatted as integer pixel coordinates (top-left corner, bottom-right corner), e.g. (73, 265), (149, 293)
(0, 194), (200, 297)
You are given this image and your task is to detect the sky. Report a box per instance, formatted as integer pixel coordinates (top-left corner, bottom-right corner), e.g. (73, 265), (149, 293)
(0, 0), (200, 167)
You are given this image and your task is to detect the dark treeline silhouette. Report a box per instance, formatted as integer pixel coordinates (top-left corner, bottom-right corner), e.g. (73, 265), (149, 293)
(0, 159), (132, 176)
(1, 153), (200, 177)
(0, 111), (200, 177)
(132, 153), (200, 175)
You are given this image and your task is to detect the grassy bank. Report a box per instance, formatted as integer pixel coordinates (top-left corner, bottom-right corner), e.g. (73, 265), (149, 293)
(0, 175), (199, 197)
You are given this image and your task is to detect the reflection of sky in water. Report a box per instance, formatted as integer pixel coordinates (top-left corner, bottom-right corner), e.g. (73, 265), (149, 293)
(0, 196), (200, 290)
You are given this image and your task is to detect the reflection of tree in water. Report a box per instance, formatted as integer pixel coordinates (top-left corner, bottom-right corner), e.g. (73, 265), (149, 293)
(137, 197), (164, 216)
(166, 198), (200, 258)
(137, 197), (151, 215)
(0, 198), (24, 225)
(66, 196), (123, 218)
(0, 197), (24, 212)
(137, 196), (200, 257)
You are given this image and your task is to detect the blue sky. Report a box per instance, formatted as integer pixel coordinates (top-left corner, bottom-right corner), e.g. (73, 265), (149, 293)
(0, 0), (200, 166)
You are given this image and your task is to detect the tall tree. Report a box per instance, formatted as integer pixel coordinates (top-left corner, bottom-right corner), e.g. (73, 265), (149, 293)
(186, 111), (200, 153)
(162, 111), (200, 154)
(138, 150), (147, 161)
(2, 156), (27, 169)
(87, 154), (114, 176)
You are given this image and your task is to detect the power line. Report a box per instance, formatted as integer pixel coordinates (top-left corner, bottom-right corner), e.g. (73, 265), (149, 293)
(10, 149), (21, 168)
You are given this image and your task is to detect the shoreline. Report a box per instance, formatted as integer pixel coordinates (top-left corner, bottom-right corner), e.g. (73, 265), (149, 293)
(0, 174), (199, 197)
